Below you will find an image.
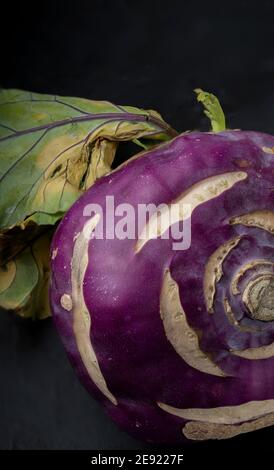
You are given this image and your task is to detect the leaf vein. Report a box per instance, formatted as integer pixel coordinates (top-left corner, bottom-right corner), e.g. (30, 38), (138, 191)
(0, 128), (49, 183)
(0, 123), (17, 133)
(0, 113), (149, 143)
(5, 138), (85, 225)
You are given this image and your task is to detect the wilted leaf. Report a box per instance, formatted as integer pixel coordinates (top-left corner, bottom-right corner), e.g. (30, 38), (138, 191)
(0, 89), (177, 319)
(0, 222), (48, 266)
(194, 88), (226, 132)
(83, 138), (117, 187)
(0, 89), (176, 230)
(0, 232), (51, 319)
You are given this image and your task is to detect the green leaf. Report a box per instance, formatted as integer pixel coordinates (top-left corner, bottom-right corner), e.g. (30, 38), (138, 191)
(194, 88), (226, 132)
(0, 232), (52, 319)
(0, 89), (176, 230)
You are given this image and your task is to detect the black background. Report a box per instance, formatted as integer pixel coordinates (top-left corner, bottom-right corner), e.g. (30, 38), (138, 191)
(1, 0), (274, 451)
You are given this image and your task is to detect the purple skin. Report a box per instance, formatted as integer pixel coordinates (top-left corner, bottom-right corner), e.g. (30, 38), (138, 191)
(50, 131), (274, 445)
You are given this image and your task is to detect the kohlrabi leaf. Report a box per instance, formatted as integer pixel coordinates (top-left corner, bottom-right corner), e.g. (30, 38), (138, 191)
(132, 138), (150, 150)
(0, 222), (47, 266)
(0, 89), (176, 230)
(0, 232), (51, 319)
(194, 88), (226, 132)
(0, 89), (177, 319)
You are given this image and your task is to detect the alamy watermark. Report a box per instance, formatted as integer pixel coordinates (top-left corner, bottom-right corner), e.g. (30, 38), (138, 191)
(82, 196), (192, 251)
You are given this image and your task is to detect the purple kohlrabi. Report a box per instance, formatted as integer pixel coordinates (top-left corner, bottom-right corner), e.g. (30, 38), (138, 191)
(50, 128), (274, 444)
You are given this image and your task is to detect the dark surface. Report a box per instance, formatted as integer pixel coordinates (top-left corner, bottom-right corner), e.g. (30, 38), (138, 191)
(1, 0), (274, 451)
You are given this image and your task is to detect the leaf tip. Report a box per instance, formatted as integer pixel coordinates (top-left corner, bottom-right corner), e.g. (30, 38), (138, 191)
(194, 88), (226, 132)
